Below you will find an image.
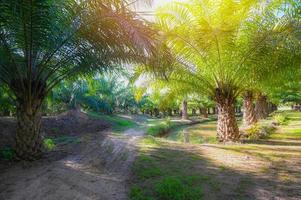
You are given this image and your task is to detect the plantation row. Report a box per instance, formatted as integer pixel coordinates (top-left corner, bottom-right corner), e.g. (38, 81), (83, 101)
(0, 0), (300, 160)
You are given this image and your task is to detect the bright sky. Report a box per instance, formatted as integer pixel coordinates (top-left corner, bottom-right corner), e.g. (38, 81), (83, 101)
(152, 0), (174, 9)
(137, 0), (176, 20)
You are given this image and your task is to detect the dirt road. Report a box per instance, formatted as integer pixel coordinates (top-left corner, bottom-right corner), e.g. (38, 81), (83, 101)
(0, 128), (145, 200)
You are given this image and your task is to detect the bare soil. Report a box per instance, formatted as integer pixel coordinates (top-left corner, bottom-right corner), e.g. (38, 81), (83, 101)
(0, 110), (110, 149)
(0, 111), (144, 200)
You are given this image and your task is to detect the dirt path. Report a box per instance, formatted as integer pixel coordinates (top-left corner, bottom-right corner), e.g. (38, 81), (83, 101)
(0, 128), (145, 200)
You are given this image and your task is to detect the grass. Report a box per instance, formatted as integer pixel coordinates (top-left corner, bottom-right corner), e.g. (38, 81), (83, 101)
(130, 138), (221, 200)
(130, 110), (301, 200)
(269, 111), (301, 140)
(145, 117), (209, 138)
(154, 176), (203, 200)
(146, 118), (172, 137)
(167, 119), (217, 144)
(43, 135), (81, 151)
(87, 111), (137, 132)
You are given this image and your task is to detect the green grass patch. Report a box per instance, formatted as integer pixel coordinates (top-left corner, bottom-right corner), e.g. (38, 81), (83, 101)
(43, 135), (80, 151)
(129, 186), (152, 200)
(130, 142), (222, 200)
(147, 118), (172, 137)
(88, 111), (136, 132)
(133, 153), (163, 180)
(130, 176), (204, 200)
(155, 176), (203, 200)
(269, 110), (301, 140)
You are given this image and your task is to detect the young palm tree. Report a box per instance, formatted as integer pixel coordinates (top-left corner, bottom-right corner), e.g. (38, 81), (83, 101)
(146, 0), (300, 142)
(0, 0), (154, 160)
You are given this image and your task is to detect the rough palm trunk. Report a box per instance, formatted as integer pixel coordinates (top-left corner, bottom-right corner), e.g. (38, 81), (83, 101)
(15, 100), (43, 160)
(243, 91), (257, 126)
(269, 103), (277, 113)
(167, 108), (172, 116)
(199, 107), (208, 118)
(238, 106), (242, 113)
(255, 94), (269, 119)
(154, 108), (159, 117)
(212, 107), (217, 114)
(215, 90), (239, 142)
(181, 100), (188, 120)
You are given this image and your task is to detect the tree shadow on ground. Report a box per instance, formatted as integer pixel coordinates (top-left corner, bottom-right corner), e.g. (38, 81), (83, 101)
(199, 144), (301, 200)
(244, 139), (301, 146)
(132, 140), (301, 200)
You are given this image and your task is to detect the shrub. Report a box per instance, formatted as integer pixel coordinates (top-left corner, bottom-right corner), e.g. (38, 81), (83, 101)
(243, 124), (276, 140)
(272, 114), (288, 125)
(43, 138), (56, 150)
(155, 177), (203, 200)
(129, 186), (153, 200)
(0, 147), (15, 160)
(244, 124), (262, 140)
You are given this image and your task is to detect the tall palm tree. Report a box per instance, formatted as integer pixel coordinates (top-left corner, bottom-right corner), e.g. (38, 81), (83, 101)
(145, 0), (300, 142)
(0, 0), (154, 160)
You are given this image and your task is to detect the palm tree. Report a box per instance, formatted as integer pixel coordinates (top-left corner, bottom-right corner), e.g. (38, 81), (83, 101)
(0, 0), (154, 160)
(145, 0), (300, 142)
(242, 90), (257, 127)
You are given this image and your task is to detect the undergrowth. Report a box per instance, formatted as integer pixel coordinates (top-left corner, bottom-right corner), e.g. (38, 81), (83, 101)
(272, 113), (289, 125)
(0, 147), (14, 160)
(130, 176), (203, 200)
(243, 123), (276, 140)
(43, 138), (56, 150)
(147, 118), (172, 137)
(43, 136), (80, 151)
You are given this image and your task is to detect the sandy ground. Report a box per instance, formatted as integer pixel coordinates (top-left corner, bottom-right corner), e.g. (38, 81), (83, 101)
(0, 124), (145, 200)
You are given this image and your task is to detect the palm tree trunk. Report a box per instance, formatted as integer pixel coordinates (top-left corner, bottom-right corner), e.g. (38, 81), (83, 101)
(215, 90), (239, 142)
(167, 108), (172, 116)
(243, 91), (257, 126)
(181, 100), (188, 120)
(255, 94), (269, 119)
(15, 100), (43, 160)
(200, 107), (208, 118)
(192, 108), (196, 115)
